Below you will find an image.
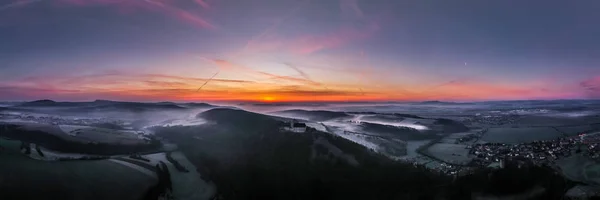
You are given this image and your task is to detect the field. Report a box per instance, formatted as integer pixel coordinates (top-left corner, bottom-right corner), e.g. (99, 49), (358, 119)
(480, 127), (563, 144)
(555, 125), (596, 136)
(556, 155), (600, 185)
(426, 143), (471, 165)
(513, 115), (596, 127)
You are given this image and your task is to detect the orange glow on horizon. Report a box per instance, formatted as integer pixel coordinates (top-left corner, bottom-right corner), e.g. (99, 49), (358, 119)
(3, 71), (585, 102)
(261, 96), (276, 101)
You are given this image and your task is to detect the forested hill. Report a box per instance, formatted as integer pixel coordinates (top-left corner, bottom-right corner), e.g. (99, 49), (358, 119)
(153, 108), (576, 200)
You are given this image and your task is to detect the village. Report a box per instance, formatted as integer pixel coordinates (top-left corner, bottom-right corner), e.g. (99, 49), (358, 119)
(467, 132), (600, 168)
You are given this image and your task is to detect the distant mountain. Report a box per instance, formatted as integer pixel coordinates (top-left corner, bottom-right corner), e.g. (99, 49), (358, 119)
(17, 99), (74, 107)
(237, 102), (328, 107)
(180, 102), (215, 108)
(272, 109), (350, 121)
(412, 100), (471, 105)
(14, 100), (192, 113)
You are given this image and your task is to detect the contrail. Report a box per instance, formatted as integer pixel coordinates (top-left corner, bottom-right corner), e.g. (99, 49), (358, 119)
(283, 62), (331, 90)
(196, 70), (220, 92)
(283, 62), (311, 81)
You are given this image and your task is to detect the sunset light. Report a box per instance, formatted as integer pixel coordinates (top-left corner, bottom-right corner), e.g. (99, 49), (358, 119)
(2, 0), (600, 198)
(0, 0), (598, 102)
(261, 96), (276, 102)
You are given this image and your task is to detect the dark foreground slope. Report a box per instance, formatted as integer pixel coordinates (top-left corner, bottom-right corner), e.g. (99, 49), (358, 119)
(0, 138), (155, 200)
(0, 123), (162, 155)
(153, 108), (574, 200)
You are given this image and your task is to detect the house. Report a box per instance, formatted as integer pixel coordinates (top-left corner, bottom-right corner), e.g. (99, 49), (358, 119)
(286, 120), (307, 133)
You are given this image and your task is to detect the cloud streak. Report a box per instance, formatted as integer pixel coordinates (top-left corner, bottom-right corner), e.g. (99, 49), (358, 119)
(284, 62), (311, 81)
(207, 59), (317, 86)
(143, 0), (216, 30)
(0, 0), (42, 11)
(416, 79), (582, 101)
(1, 0), (216, 29)
(291, 23), (380, 54)
(193, 0), (210, 9)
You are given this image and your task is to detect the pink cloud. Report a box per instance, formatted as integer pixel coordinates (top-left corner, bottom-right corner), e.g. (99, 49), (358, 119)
(243, 22), (381, 55)
(240, 0), (380, 56)
(193, 0), (210, 9)
(291, 29), (369, 54)
(424, 79), (582, 100)
(580, 76), (600, 98)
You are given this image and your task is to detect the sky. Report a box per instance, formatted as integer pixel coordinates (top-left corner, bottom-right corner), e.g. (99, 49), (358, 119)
(0, 0), (599, 102)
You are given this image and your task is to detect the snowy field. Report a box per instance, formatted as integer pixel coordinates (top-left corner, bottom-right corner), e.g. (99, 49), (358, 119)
(350, 114), (430, 130)
(555, 125), (596, 136)
(306, 122), (328, 132)
(319, 121), (410, 158)
(145, 152), (216, 200)
(157, 118), (207, 127)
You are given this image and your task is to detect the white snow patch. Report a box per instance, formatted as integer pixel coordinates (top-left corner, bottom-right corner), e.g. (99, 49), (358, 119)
(350, 115), (430, 130)
(144, 152), (216, 200)
(160, 118), (207, 127)
(306, 122), (327, 132)
(322, 121), (380, 151)
(108, 159), (158, 179)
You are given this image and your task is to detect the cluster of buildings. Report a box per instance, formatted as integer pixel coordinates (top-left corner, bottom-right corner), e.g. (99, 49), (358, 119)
(467, 136), (582, 167)
(581, 133), (600, 160)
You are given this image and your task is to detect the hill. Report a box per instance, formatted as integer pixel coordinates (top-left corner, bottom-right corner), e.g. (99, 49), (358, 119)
(412, 101), (472, 105)
(155, 108), (451, 199)
(0, 122), (162, 155)
(180, 102), (215, 108)
(0, 141), (156, 200)
(17, 99), (88, 107)
(153, 108), (576, 199)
